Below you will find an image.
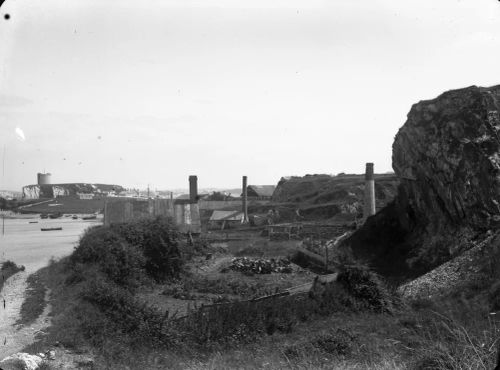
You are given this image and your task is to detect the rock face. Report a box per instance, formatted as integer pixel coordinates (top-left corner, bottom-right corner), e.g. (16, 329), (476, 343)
(393, 85), (500, 232)
(22, 183), (125, 199)
(341, 85), (500, 279)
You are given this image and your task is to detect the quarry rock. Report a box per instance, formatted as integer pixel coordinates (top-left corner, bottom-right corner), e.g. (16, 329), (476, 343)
(393, 84), (500, 231)
(342, 85), (500, 278)
(0, 352), (43, 370)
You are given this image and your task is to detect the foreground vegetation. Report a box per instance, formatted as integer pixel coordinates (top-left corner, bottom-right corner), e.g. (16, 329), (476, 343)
(22, 216), (500, 369)
(16, 269), (48, 326)
(0, 260), (25, 293)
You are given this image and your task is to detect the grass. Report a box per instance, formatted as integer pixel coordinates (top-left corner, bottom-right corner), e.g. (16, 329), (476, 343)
(28, 252), (500, 369)
(20, 216), (500, 369)
(16, 269), (48, 326)
(0, 260), (25, 293)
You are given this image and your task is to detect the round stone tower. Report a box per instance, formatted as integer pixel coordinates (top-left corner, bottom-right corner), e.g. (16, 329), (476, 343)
(37, 172), (51, 185)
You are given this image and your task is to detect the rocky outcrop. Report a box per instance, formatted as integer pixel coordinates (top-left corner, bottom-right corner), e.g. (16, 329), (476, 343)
(22, 183), (125, 199)
(22, 185), (40, 199)
(393, 85), (500, 232)
(271, 173), (399, 221)
(341, 85), (500, 279)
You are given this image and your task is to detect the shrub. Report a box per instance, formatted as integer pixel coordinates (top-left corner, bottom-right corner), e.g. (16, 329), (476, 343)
(0, 260), (25, 293)
(336, 264), (394, 312)
(176, 295), (313, 344)
(111, 217), (182, 281)
(79, 277), (171, 346)
(1, 260), (25, 272)
(71, 226), (146, 288)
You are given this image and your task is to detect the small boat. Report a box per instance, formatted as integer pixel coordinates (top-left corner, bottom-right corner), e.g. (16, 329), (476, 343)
(41, 227), (63, 231)
(40, 214), (48, 219)
(29, 221), (38, 224)
(82, 215), (97, 220)
(72, 215), (78, 220)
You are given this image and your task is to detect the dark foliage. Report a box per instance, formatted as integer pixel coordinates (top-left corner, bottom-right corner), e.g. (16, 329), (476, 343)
(1, 259), (25, 272)
(71, 226), (146, 288)
(336, 264), (394, 312)
(0, 260), (25, 293)
(111, 217), (182, 281)
(16, 271), (47, 326)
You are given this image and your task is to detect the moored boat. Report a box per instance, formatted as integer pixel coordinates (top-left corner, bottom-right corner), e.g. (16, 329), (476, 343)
(41, 227), (63, 231)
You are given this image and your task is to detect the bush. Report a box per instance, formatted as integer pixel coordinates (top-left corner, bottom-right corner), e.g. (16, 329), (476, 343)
(78, 277), (173, 347)
(111, 217), (182, 281)
(1, 260), (25, 272)
(71, 226), (146, 288)
(0, 260), (25, 293)
(336, 265), (394, 312)
(176, 295), (308, 343)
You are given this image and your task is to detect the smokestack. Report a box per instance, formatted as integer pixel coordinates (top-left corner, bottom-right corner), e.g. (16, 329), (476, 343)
(242, 176), (248, 222)
(189, 175), (198, 203)
(363, 163), (376, 219)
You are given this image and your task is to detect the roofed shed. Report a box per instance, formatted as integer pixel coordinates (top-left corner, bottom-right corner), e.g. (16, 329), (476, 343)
(246, 185), (276, 199)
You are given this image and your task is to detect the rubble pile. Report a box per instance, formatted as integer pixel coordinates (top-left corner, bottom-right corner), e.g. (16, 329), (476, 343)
(224, 257), (293, 274)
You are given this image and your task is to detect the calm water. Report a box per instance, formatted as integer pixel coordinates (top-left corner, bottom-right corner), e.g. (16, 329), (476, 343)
(0, 217), (101, 272)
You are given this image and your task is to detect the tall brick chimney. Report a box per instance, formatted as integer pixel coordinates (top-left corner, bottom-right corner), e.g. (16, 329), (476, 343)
(363, 163), (376, 219)
(242, 176), (249, 222)
(189, 175), (198, 203)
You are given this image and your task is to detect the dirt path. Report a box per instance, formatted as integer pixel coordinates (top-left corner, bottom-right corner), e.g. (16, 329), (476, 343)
(0, 271), (51, 359)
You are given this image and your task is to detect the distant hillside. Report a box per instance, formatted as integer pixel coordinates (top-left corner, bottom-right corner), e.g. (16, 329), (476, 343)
(273, 173), (398, 206)
(246, 173), (399, 223)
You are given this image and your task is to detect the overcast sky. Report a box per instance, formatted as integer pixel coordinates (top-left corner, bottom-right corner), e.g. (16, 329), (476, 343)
(0, 0), (499, 191)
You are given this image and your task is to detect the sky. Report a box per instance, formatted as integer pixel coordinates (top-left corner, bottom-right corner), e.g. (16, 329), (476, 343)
(0, 0), (499, 191)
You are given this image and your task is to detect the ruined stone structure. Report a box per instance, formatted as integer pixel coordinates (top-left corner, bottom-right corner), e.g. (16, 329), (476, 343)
(189, 175), (198, 203)
(242, 176), (248, 222)
(103, 176), (201, 233)
(363, 163), (376, 219)
(37, 172), (51, 185)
